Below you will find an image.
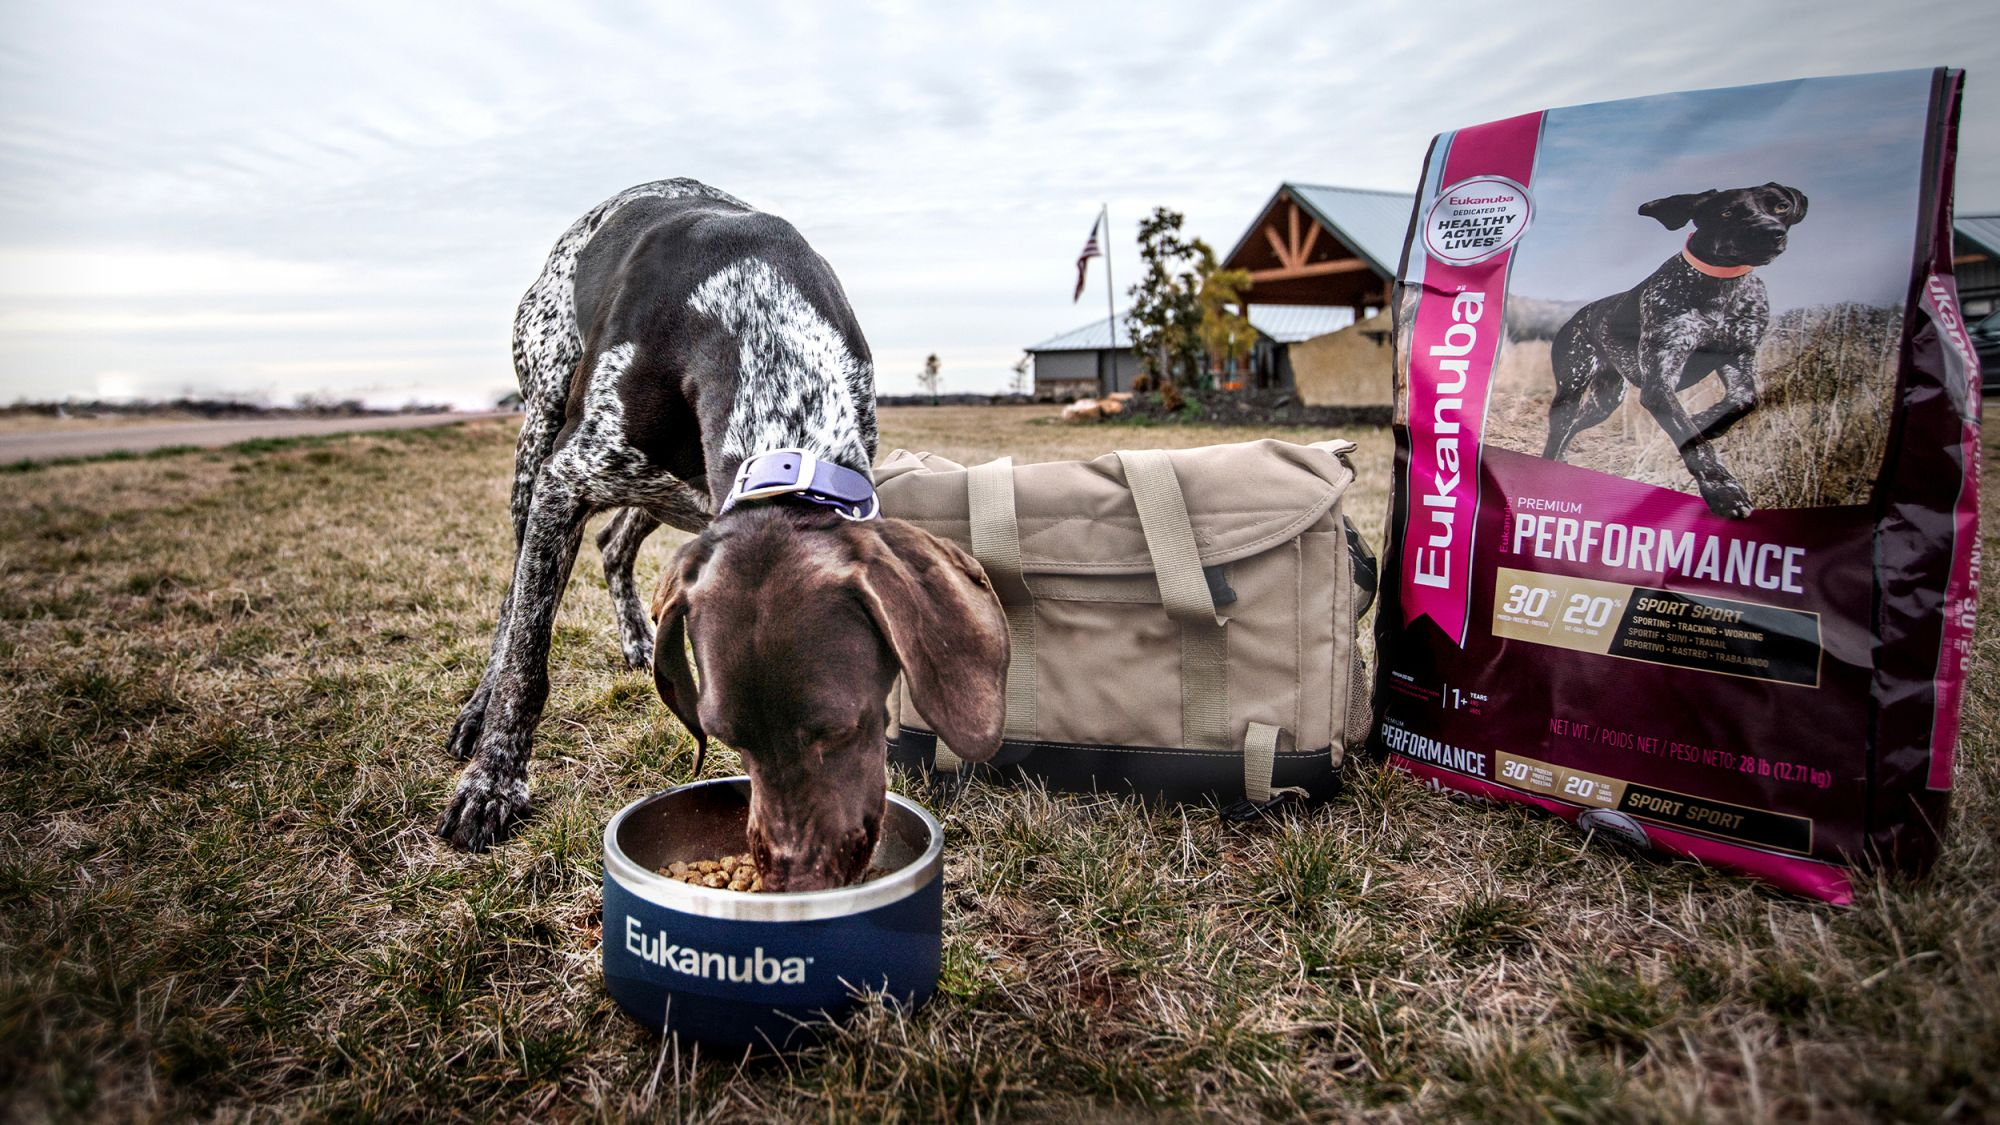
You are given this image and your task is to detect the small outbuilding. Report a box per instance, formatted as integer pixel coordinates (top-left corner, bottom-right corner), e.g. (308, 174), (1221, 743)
(1954, 214), (2000, 319)
(1024, 305), (1356, 401)
(1023, 315), (1142, 400)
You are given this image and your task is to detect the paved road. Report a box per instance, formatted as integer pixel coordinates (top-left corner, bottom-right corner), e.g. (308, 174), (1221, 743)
(0, 411), (518, 463)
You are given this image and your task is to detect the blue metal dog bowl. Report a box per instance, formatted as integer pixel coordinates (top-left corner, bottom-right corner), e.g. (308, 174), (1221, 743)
(602, 777), (944, 1048)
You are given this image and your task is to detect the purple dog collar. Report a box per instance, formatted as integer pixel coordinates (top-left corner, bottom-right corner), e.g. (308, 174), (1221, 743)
(721, 448), (880, 521)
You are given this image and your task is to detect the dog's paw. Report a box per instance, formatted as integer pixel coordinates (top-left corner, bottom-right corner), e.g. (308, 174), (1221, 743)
(1699, 476), (1754, 520)
(437, 768), (529, 851)
(620, 634), (653, 672)
(446, 698), (487, 761)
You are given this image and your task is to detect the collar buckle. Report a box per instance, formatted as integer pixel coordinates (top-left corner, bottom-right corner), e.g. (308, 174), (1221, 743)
(728, 448), (819, 505)
(722, 448), (879, 521)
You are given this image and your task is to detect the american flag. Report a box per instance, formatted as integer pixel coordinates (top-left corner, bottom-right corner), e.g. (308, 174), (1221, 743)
(1073, 214), (1103, 302)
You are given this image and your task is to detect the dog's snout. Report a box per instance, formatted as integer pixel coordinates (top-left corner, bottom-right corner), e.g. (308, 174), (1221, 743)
(749, 816), (881, 892)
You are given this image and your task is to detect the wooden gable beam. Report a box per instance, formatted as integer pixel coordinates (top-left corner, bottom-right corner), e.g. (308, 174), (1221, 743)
(1249, 191), (1339, 275)
(1246, 257), (1373, 283)
(1297, 218), (1320, 265)
(1264, 225), (1293, 269)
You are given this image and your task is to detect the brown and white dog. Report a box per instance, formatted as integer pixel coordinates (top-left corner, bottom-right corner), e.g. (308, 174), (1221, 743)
(440, 180), (1008, 890)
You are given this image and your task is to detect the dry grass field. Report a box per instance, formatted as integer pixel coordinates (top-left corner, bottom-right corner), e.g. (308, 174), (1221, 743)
(2, 404), (1996, 1121)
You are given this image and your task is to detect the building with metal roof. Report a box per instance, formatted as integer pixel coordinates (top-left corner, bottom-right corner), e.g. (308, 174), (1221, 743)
(1025, 305), (1358, 400)
(1954, 214), (2000, 319)
(1219, 184), (1413, 307)
(1216, 183), (1414, 404)
(1023, 311), (1139, 400)
(1026, 305), (1353, 355)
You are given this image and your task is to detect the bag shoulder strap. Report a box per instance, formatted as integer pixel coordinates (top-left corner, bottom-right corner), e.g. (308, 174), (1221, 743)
(1115, 449), (1229, 751)
(1114, 449), (1221, 625)
(967, 458), (1037, 742)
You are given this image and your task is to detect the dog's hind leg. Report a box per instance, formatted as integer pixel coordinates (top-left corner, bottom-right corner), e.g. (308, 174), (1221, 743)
(439, 466), (593, 850)
(640, 476), (713, 535)
(598, 507), (663, 670)
(1543, 327), (1625, 461)
(596, 473), (714, 670)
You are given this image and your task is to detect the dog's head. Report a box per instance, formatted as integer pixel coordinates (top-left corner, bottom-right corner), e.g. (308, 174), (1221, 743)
(649, 506), (1006, 891)
(1639, 182), (1808, 268)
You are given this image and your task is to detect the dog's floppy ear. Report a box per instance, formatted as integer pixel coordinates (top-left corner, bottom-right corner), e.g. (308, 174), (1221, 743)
(1638, 190), (1716, 231)
(651, 535), (716, 773)
(1767, 182), (1808, 223)
(847, 518), (1008, 764)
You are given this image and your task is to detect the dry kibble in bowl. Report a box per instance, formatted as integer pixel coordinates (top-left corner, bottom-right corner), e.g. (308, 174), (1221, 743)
(659, 853), (764, 892)
(656, 853), (896, 893)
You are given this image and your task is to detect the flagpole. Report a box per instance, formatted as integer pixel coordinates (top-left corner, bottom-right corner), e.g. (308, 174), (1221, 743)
(1100, 204), (1117, 386)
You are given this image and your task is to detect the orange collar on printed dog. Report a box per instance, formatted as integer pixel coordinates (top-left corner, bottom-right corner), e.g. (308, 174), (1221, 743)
(1681, 238), (1756, 279)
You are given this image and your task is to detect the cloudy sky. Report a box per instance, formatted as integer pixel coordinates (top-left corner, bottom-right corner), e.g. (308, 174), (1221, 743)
(0, 0), (1992, 408)
(1510, 69), (1939, 311)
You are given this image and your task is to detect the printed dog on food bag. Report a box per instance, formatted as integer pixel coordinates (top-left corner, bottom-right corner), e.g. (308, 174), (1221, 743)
(1543, 182), (1808, 518)
(440, 179), (1008, 890)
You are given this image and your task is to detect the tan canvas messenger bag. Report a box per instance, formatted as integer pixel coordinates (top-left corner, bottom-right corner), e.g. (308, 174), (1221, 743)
(876, 438), (1375, 813)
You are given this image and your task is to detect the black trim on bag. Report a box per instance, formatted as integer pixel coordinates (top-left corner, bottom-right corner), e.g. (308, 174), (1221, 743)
(1345, 516), (1378, 618)
(890, 728), (1342, 807)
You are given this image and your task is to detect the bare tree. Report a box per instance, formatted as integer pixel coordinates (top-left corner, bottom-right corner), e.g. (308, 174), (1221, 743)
(1009, 354), (1032, 397)
(916, 353), (942, 404)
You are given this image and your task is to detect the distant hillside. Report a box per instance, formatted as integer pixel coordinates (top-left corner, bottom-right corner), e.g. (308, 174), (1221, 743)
(877, 393), (1034, 407)
(1, 397), (455, 419)
(1505, 296), (1589, 342)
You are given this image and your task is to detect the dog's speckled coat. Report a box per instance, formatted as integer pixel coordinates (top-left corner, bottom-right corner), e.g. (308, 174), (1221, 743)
(440, 179), (878, 851)
(1544, 182), (1807, 519)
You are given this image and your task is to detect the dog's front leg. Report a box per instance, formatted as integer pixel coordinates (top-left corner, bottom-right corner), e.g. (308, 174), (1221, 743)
(439, 469), (592, 850)
(448, 404), (567, 759)
(1635, 328), (1752, 519)
(1687, 349), (1759, 443)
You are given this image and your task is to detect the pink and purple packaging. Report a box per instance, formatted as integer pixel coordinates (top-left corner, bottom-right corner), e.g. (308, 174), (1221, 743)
(1374, 69), (1977, 902)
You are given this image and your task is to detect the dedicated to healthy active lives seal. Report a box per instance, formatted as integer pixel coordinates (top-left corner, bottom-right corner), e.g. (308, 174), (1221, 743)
(1423, 175), (1533, 265)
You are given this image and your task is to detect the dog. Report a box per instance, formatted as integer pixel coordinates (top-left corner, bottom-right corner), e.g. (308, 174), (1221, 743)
(440, 179), (1008, 889)
(1543, 182), (1807, 518)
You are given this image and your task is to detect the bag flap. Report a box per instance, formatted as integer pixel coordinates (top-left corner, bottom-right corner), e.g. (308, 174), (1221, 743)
(877, 439), (1354, 574)
(876, 448), (966, 483)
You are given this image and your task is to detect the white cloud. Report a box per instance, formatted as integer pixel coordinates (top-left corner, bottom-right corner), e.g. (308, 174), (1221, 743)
(0, 248), (360, 298)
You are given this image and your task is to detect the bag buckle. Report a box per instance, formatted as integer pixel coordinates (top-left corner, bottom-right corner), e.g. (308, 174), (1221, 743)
(1220, 788), (1305, 821)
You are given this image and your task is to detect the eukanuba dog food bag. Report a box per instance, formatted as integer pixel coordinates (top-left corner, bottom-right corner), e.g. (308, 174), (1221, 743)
(1372, 69), (1976, 902)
